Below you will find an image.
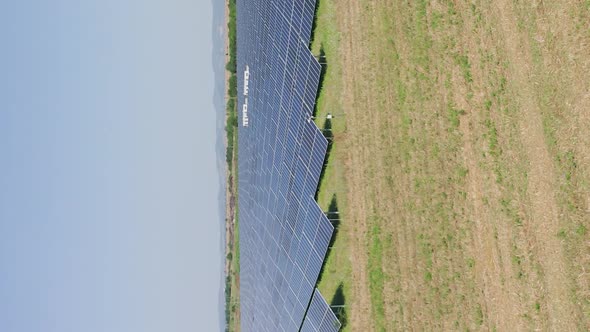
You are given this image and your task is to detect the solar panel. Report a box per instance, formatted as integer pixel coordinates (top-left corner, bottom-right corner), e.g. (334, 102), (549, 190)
(300, 289), (342, 332)
(236, 0), (341, 331)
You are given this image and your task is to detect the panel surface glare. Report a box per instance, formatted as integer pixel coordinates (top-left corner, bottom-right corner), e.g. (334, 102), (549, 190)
(236, 0), (340, 331)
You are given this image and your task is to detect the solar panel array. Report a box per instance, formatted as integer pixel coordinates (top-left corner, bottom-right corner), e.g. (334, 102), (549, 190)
(300, 289), (342, 332)
(236, 0), (340, 331)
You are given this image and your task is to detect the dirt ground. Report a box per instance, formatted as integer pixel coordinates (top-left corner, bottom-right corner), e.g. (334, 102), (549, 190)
(313, 0), (590, 330)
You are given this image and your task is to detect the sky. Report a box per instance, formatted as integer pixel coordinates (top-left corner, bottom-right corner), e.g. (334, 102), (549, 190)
(0, 1), (223, 331)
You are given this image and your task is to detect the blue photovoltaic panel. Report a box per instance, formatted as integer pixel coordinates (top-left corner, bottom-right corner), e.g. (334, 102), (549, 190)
(300, 289), (342, 332)
(236, 0), (341, 331)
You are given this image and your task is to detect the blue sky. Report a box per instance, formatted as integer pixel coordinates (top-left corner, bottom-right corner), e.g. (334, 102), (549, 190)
(0, 1), (222, 331)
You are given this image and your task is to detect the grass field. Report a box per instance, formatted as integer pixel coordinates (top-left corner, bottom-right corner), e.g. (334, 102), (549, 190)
(311, 0), (590, 330)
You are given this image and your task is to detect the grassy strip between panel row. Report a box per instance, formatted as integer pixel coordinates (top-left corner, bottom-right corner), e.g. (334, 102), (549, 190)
(310, 0), (353, 331)
(224, 0), (240, 331)
(225, 0), (238, 170)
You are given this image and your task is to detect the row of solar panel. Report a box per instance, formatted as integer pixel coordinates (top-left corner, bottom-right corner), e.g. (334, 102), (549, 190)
(236, 0), (341, 330)
(238, 190), (333, 330)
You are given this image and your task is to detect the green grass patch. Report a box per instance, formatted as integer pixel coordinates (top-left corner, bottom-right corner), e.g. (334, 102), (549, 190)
(455, 53), (473, 83)
(447, 105), (465, 130)
(311, 1), (354, 331)
(368, 221), (386, 332)
(224, 1), (240, 331)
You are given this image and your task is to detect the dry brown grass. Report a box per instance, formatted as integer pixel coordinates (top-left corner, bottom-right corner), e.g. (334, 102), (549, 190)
(312, 0), (590, 330)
